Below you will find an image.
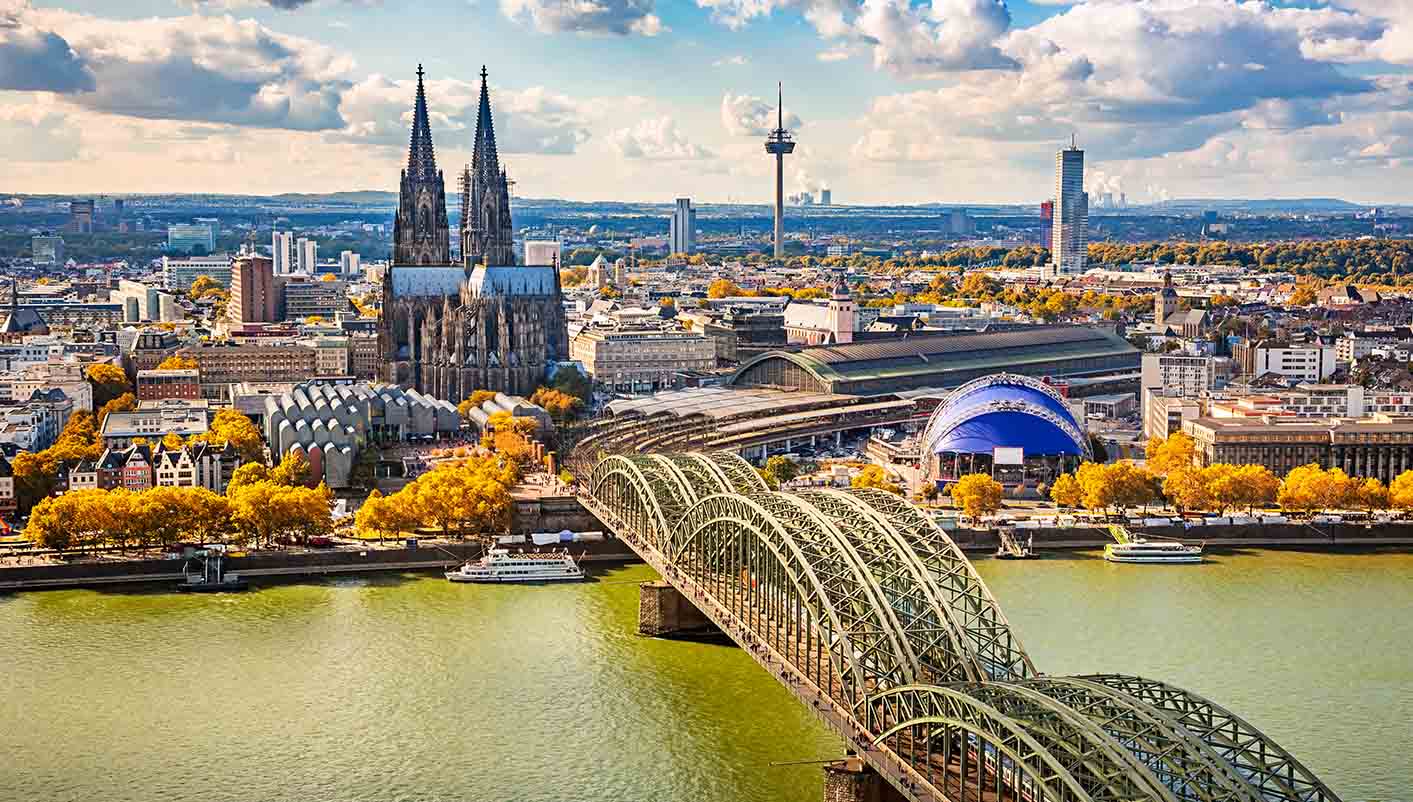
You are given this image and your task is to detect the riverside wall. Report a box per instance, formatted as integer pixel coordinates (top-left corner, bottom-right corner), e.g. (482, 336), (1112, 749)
(947, 521), (1413, 551)
(5, 496), (1411, 592)
(0, 533), (638, 592)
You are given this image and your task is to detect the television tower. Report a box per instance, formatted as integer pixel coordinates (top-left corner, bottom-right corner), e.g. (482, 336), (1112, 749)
(764, 82), (795, 260)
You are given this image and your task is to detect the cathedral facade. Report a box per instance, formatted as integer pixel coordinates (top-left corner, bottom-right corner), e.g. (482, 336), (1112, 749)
(380, 66), (568, 401)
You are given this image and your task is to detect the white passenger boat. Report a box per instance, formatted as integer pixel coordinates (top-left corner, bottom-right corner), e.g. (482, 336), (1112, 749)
(1103, 538), (1204, 564)
(445, 548), (586, 583)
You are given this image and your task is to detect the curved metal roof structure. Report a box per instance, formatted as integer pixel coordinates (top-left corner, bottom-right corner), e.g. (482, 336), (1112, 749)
(577, 449), (1341, 802)
(728, 325), (1140, 396)
(920, 373), (1091, 459)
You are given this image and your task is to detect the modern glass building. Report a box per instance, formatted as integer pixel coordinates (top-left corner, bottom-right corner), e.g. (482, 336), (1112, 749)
(168, 223), (215, 255)
(1049, 143), (1088, 277)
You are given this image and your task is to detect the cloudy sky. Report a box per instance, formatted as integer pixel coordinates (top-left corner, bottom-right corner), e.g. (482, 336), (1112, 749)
(2, 0), (1412, 204)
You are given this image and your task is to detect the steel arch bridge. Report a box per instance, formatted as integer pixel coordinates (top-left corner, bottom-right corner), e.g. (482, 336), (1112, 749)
(580, 450), (1343, 802)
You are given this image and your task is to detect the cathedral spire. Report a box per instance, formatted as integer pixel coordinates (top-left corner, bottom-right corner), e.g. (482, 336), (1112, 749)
(393, 64), (451, 266)
(407, 63), (438, 180)
(462, 65), (515, 267)
(471, 66), (501, 178)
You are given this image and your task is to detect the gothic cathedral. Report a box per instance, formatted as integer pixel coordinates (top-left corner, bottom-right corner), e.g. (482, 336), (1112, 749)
(380, 66), (568, 401)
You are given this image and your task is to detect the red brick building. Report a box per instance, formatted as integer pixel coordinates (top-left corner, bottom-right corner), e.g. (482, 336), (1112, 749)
(136, 368), (201, 401)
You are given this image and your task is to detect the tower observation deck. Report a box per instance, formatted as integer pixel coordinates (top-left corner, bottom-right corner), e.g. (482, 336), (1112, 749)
(764, 83), (795, 260)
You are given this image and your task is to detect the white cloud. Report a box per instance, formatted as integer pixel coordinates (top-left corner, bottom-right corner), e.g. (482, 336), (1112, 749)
(1327, 0), (1413, 63)
(500, 0), (665, 36)
(0, 1), (94, 92)
(850, 0), (1384, 170)
(607, 116), (713, 159)
(713, 54), (750, 66)
(0, 102), (82, 161)
(335, 73), (597, 155)
(697, 0), (1015, 75)
(721, 91), (802, 136)
(855, 0), (1017, 75)
(6, 5), (355, 130)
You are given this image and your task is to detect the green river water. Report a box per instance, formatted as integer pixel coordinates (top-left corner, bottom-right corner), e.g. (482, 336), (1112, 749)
(1, 549), (1409, 802)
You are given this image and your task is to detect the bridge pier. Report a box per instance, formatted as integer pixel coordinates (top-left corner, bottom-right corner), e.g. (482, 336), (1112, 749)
(822, 758), (908, 802)
(638, 580), (714, 637)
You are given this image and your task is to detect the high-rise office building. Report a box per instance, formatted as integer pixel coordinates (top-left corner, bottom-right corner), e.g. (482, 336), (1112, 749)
(668, 198), (696, 255)
(820, 188), (832, 206)
(272, 231), (294, 275)
(168, 222), (215, 255)
(228, 254), (277, 325)
(1039, 200), (1054, 248)
(68, 199), (94, 234)
(1049, 141), (1088, 278)
(339, 250), (361, 276)
(523, 240), (562, 267)
(296, 237), (317, 274)
(113, 198), (125, 220)
(31, 235), (64, 266)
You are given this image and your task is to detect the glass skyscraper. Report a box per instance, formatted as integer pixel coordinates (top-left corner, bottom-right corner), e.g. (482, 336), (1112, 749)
(1050, 144), (1088, 277)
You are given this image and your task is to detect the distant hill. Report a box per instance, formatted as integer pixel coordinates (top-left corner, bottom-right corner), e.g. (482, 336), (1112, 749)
(269, 191), (398, 204)
(1152, 198), (1367, 212)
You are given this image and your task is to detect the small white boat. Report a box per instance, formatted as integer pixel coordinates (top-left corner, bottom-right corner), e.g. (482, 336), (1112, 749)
(1103, 538), (1204, 564)
(446, 548), (586, 583)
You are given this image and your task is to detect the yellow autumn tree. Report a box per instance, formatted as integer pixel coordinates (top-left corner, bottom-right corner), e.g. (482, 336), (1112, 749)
(156, 355), (198, 370)
(1163, 468), (1211, 513)
(707, 278), (742, 298)
(1232, 464), (1280, 512)
(192, 408), (265, 462)
(1354, 477), (1389, 511)
(1389, 470), (1413, 509)
(1145, 432), (1196, 475)
(851, 465), (901, 495)
(951, 473), (1003, 519)
(1049, 473), (1083, 509)
(1278, 464), (1355, 514)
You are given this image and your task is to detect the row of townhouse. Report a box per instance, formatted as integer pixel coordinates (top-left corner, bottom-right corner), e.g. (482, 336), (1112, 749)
(63, 441), (241, 495)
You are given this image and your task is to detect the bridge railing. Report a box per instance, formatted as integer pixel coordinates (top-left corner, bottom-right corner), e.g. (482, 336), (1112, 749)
(580, 450), (1346, 802)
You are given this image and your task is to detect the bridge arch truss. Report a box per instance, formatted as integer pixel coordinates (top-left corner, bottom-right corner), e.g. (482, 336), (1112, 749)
(581, 450), (1344, 802)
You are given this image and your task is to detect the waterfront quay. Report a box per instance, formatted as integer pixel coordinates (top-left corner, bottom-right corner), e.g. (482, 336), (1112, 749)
(5, 488), (1413, 592)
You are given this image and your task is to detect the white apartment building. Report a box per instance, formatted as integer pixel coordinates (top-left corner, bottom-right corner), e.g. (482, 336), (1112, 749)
(1253, 344), (1336, 383)
(523, 240), (562, 267)
(297, 237), (317, 274)
(570, 326), (716, 393)
(1211, 384), (1413, 420)
(1144, 393), (1203, 441)
(272, 231), (294, 275)
(163, 255), (231, 292)
(1140, 353), (1217, 398)
(100, 400), (210, 447)
(339, 251), (361, 277)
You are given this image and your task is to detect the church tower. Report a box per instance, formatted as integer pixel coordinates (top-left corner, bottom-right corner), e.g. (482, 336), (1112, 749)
(827, 275), (855, 344)
(392, 66), (451, 265)
(462, 67), (516, 267)
(1156, 269), (1178, 326)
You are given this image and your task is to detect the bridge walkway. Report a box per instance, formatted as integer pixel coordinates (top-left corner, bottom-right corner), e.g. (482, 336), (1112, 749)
(582, 493), (1044, 802)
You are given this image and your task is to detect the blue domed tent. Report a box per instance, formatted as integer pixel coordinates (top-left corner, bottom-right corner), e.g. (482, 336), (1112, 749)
(921, 374), (1089, 485)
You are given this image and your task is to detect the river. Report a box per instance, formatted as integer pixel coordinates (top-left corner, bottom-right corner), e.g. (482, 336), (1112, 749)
(1, 548), (1407, 802)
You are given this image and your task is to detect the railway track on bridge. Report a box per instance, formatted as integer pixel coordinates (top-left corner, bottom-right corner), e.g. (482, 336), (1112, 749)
(577, 450), (1346, 802)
